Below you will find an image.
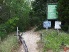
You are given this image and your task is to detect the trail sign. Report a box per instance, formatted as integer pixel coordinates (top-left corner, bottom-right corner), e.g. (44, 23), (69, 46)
(55, 21), (61, 29)
(43, 21), (51, 29)
(47, 4), (58, 19)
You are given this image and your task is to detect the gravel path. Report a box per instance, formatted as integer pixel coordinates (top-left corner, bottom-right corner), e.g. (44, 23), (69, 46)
(18, 30), (40, 52)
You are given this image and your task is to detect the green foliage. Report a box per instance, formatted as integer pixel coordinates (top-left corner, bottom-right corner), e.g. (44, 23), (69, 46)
(5, 17), (19, 32)
(57, 0), (69, 31)
(32, 0), (47, 26)
(0, 35), (19, 52)
(0, 0), (31, 31)
(6, 0), (31, 31)
(0, 31), (6, 40)
(42, 30), (69, 52)
(1, 17), (19, 32)
(61, 24), (69, 31)
(0, 0), (31, 39)
(0, 4), (10, 23)
(0, 17), (19, 40)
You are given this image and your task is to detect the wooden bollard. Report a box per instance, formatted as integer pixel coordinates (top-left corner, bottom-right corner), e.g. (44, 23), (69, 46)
(40, 33), (42, 41)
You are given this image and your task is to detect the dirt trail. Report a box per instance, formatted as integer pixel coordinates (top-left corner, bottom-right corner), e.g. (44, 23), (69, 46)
(18, 30), (40, 52)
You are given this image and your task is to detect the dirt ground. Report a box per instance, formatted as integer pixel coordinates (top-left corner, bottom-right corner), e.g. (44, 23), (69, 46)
(17, 29), (40, 52)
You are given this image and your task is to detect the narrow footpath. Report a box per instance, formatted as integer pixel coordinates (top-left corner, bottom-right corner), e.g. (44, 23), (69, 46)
(18, 30), (40, 52)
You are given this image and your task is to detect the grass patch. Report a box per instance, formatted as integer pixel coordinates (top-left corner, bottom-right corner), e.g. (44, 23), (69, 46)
(41, 29), (69, 52)
(0, 34), (19, 52)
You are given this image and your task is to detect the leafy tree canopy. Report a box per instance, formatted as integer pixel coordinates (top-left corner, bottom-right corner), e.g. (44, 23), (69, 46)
(57, 0), (69, 31)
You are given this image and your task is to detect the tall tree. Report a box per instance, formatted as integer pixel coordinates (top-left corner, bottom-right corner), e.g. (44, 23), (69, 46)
(32, 0), (47, 26)
(0, 0), (10, 23)
(0, 0), (31, 31)
(57, 0), (69, 31)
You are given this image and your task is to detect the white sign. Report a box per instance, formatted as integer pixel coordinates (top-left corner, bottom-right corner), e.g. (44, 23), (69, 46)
(55, 21), (61, 29)
(43, 21), (51, 28)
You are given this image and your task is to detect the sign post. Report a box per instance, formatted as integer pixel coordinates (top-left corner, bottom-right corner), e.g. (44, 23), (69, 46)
(17, 27), (19, 39)
(54, 21), (61, 35)
(43, 21), (51, 30)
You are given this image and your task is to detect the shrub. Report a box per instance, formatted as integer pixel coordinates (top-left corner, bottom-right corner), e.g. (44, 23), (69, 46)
(57, 0), (69, 31)
(42, 30), (69, 52)
(4, 17), (19, 32)
(0, 31), (6, 40)
(0, 35), (19, 52)
(0, 25), (7, 40)
(0, 17), (19, 40)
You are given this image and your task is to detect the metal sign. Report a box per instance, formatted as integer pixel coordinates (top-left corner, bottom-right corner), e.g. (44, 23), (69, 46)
(55, 21), (61, 29)
(43, 21), (51, 28)
(47, 4), (58, 19)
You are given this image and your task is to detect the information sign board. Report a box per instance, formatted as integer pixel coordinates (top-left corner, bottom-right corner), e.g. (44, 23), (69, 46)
(43, 21), (51, 28)
(55, 21), (61, 29)
(47, 4), (58, 19)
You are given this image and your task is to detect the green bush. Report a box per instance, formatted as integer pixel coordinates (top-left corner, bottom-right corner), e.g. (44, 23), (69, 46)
(0, 25), (7, 40)
(4, 17), (19, 32)
(42, 30), (69, 52)
(61, 24), (68, 31)
(32, 0), (47, 27)
(17, 15), (30, 31)
(0, 31), (6, 40)
(57, 0), (69, 31)
(0, 35), (19, 52)
(0, 17), (19, 40)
